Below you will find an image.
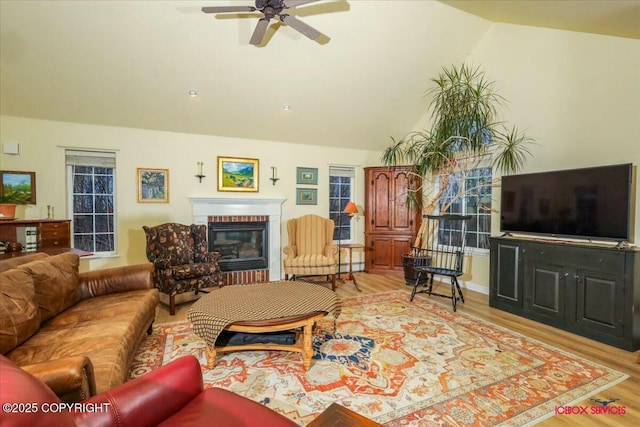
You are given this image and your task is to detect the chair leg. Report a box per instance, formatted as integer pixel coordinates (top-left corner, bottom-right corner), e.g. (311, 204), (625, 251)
(455, 278), (465, 304)
(330, 274), (336, 291)
(169, 294), (176, 316)
(451, 277), (465, 312)
(410, 271), (423, 301)
(451, 277), (457, 312)
(285, 274), (289, 280)
(427, 273), (435, 295)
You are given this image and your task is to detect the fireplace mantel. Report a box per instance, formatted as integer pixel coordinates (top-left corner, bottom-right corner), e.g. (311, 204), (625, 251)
(190, 197), (286, 281)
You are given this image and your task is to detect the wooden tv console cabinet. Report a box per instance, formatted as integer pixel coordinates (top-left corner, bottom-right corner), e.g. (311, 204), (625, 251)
(489, 236), (640, 351)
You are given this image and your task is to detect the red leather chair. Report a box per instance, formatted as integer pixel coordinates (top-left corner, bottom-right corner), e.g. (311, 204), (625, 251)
(1, 354), (297, 427)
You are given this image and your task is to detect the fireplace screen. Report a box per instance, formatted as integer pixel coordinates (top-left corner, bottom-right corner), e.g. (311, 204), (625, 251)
(208, 221), (268, 271)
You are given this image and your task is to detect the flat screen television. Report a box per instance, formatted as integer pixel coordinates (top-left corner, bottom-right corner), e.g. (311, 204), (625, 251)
(500, 163), (634, 242)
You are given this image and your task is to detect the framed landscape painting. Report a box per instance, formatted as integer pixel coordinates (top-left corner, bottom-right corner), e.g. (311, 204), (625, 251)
(296, 167), (318, 185)
(137, 168), (169, 203)
(218, 156), (259, 192)
(296, 188), (317, 205)
(0, 170), (36, 204)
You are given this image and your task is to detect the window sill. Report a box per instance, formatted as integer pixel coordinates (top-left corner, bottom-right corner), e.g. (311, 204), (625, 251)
(80, 252), (120, 260)
(468, 248), (490, 257)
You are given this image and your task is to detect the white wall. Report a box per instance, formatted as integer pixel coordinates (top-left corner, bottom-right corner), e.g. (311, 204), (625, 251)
(0, 115), (382, 272)
(2, 23), (639, 292)
(463, 24), (640, 291)
(405, 24), (640, 293)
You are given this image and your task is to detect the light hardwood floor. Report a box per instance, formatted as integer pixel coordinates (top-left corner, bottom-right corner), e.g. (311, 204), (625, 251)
(155, 272), (640, 426)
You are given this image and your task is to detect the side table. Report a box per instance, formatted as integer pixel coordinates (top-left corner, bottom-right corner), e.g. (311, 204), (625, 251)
(308, 403), (382, 427)
(338, 243), (364, 292)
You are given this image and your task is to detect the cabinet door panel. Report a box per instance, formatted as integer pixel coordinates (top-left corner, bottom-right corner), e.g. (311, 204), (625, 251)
(368, 171), (391, 232)
(391, 171), (414, 232)
(491, 242), (523, 308)
(365, 235), (411, 271)
(577, 270), (624, 336)
(391, 237), (412, 269)
(366, 236), (393, 269)
(525, 262), (566, 321)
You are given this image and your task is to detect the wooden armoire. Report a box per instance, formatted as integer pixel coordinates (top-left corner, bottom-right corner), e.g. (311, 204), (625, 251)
(364, 166), (421, 273)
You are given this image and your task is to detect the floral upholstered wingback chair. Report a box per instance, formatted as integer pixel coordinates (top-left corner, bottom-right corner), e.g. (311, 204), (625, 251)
(283, 214), (338, 290)
(143, 223), (222, 315)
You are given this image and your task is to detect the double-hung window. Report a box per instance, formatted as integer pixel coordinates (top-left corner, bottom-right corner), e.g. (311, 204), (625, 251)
(439, 158), (492, 250)
(65, 150), (116, 254)
(329, 166), (356, 242)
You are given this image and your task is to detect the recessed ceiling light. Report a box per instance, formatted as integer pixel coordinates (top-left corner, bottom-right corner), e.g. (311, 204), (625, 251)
(283, 104), (292, 110)
(189, 90), (198, 97)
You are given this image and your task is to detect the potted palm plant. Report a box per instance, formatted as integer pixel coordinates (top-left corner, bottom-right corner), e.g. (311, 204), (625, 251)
(381, 63), (533, 283)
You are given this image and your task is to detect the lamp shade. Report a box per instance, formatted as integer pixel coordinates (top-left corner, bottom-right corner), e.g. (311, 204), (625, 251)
(343, 202), (358, 216)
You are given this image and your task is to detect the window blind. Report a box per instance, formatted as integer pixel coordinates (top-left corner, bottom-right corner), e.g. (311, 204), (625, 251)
(65, 150), (116, 168)
(329, 165), (355, 178)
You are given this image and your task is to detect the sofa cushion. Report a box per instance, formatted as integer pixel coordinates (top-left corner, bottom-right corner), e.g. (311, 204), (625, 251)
(283, 254), (336, 268)
(17, 252), (81, 322)
(171, 262), (219, 280)
(7, 288), (159, 393)
(0, 269), (41, 354)
(0, 252), (48, 273)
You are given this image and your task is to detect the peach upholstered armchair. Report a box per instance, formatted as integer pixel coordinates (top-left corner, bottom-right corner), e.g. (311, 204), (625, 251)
(283, 214), (338, 290)
(143, 223), (222, 315)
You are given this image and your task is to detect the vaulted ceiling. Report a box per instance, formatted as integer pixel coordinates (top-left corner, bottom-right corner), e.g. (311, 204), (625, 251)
(1, 1), (638, 151)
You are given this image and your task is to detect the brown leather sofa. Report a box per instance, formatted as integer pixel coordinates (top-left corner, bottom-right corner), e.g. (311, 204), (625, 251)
(1, 354), (297, 427)
(0, 252), (159, 402)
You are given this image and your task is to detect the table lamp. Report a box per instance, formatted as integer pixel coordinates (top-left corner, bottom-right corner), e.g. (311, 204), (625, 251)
(338, 202), (359, 279)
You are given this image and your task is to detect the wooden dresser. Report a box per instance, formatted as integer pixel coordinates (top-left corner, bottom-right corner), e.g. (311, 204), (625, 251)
(0, 219), (71, 255)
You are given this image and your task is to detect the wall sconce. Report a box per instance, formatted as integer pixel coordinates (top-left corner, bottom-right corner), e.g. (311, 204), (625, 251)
(270, 166), (280, 185)
(195, 162), (206, 183)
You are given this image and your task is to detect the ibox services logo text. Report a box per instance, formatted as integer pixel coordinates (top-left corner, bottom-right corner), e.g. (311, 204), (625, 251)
(555, 399), (626, 416)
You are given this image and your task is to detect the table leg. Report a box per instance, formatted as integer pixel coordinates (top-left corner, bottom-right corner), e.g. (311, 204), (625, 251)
(302, 320), (314, 370)
(346, 247), (361, 292)
(205, 346), (217, 369)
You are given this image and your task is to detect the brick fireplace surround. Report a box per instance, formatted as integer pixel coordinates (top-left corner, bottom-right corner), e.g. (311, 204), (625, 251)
(190, 197), (286, 285)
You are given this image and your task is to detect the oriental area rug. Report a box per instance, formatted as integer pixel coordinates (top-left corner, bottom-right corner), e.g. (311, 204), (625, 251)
(129, 291), (627, 426)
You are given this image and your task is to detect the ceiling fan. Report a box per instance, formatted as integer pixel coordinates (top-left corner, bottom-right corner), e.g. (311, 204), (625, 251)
(202, 0), (325, 46)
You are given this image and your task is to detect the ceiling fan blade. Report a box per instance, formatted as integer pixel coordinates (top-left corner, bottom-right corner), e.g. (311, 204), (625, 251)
(249, 18), (270, 45)
(202, 6), (256, 14)
(280, 14), (321, 40)
(284, 0), (322, 7)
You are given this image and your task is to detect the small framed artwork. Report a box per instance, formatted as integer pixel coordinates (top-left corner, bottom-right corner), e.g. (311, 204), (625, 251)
(296, 167), (318, 185)
(296, 188), (318, 205)
(0, 170), (36, 204)
(137, 168), (169, 203)
(218, 156), (259, 192)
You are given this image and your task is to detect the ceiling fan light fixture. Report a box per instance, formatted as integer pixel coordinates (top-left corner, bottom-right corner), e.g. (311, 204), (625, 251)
(283, 104), (292, 110)
(202, 0), (326, 46)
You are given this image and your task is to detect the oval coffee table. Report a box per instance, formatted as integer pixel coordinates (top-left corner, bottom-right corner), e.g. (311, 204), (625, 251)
(188, 280), (341, 370)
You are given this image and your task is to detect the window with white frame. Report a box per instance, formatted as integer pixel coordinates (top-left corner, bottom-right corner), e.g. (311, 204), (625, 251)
(439, 165), (492, 250)
(66, 150), (116, 254)
(329, 166), (356, 242)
